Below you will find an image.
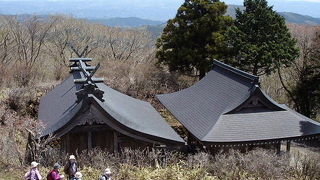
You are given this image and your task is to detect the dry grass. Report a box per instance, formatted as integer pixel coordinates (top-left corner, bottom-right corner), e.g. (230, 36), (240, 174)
(1, 147), (320, 180)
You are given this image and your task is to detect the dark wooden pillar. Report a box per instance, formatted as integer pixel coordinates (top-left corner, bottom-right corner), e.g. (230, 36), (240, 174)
(60, 136), (65, 154)
(88, 131), (92, 151)
(286, 141), (291, 152)
(276, 142), (281, 155)
(65, 134), (70, 153)
(113, 131), (118, 153)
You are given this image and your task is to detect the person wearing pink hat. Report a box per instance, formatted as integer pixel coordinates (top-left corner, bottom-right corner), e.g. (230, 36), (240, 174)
(24, 161), (42, 180)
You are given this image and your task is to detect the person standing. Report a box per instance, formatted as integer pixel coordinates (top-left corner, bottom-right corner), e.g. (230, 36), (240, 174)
(64, 155), (78, 180)
(99, 168), (112, 180)
(47, 163), (65, 180)
(24, 161), (42, 180)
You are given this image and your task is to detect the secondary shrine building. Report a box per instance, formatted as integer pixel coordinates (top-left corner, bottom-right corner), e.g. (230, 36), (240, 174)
(38, 58), (184, 154)
(157, 60), (320, 153)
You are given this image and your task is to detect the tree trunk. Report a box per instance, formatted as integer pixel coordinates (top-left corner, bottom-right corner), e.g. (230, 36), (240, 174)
(199, 68), (206, 80)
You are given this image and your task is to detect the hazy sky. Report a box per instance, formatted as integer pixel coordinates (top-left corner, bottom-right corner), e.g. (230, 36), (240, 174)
(224, 0), (320, 3)
(0, 0), (318, 2)
(0, 0), (319, 19)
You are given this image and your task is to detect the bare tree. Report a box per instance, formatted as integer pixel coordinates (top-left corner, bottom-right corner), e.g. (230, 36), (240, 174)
(45, 16), (74, 67)
(65, 19), (101, 58)
(0, 27), (13, 66)
(101, 27), (152, 62)
(6, 16), (57, 69)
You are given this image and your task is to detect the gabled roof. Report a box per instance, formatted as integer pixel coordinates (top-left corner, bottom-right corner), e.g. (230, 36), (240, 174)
(157, 60), (320, 143)
(39, 58), (184, 144)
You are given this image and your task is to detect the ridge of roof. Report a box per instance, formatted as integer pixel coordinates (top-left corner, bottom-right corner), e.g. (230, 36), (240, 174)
(213, 60), (259, 84)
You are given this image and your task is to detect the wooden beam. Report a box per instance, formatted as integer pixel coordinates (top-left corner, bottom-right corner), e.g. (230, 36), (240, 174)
(70, 125), (112, 133)
(70, 66), (96, 71)
(69, 58), (92, 62)
(74, 78), (104, 83)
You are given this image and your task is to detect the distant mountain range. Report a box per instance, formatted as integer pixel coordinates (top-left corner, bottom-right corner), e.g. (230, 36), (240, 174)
(279, 12), (320, 25)
(87, 5), (320, 28)
(88, 17), (164, 28)
(0, 0), (319, 21)
(226, 5), (320, 26)
(0, 1), (319, 27)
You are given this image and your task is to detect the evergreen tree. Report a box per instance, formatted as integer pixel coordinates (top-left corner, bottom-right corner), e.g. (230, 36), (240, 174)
(156, 0), (233, 79)
(291, 32), (320, 118)
(226, 0), (299, 75)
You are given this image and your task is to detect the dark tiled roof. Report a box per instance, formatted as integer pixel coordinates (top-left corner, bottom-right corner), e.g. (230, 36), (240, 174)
(39, 73), (82, 136)
(39, 62), (184, 143)
(157, 60), (320, 143)
(94, 83), (184, 142)
(203, 107), (320, 142)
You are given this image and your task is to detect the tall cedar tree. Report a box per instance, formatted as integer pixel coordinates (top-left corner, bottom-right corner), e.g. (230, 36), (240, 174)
(226, 0), (299, 75)
(156, 0), (233, 79)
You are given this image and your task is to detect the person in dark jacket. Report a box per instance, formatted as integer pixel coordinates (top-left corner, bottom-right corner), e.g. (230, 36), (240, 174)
(47, 163), (64, 180)
(64, 155), (78, 180)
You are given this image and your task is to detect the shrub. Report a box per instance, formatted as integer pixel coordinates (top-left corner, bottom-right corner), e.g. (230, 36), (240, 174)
(291, 151), (320, 179)
(208, 149), (292, 179)
(3, 87), (45, 117)
(0, 105), (36, 167)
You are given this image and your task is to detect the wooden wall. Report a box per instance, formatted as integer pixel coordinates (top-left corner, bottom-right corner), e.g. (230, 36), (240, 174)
(61, 125), (153, 154)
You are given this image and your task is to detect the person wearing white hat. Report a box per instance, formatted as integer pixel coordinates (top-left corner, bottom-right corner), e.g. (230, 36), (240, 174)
(64, 155), (78, 180)
(99, 168), (112, 180)
(69, 155), (76, 160)
(71, 172), (82, 180)
(24, 161), (42, 180)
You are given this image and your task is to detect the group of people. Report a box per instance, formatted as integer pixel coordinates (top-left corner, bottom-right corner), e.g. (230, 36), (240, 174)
(24, 155), (112, 180)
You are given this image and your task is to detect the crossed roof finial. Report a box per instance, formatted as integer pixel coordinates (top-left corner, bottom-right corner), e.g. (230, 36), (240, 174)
(69, 57), (105, 102)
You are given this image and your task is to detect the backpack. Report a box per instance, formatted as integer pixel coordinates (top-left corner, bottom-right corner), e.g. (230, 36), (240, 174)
(69, 162), (77, 176)
(26, 169), (39, 180)
(99, 175), (110, 180)
(47, 170), (54, 180)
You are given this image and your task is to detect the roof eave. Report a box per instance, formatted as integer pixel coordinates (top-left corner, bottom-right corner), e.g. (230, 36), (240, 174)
(202, 133), (320, 146)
